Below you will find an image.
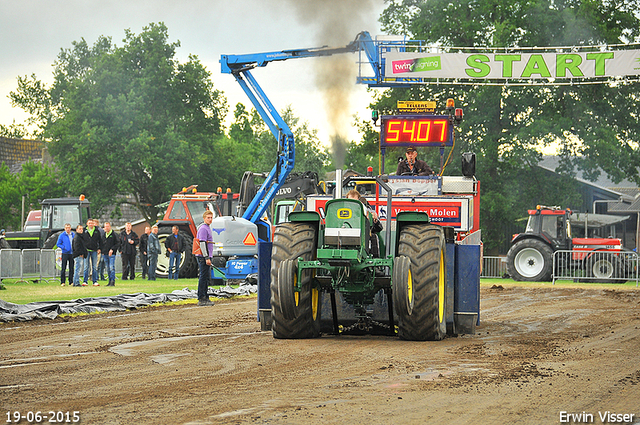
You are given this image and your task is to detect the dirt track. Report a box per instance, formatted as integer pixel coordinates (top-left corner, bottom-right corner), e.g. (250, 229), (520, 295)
(1, 284), (640, 425)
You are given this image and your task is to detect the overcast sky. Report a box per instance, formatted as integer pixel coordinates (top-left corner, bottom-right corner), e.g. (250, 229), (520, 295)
(0, 0), (386, 147)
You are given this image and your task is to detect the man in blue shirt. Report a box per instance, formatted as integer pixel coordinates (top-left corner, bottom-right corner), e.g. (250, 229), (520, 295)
(56, 223), (75, 286)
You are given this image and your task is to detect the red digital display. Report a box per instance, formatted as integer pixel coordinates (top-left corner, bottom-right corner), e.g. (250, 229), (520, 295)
(381, 116), (453, 146)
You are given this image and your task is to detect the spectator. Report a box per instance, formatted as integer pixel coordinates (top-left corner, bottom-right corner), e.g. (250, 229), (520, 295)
(83, 219), (102, 286)
(147, 225), (161, 281)
(196, 211), (215, 306)
(396, 146), (435, 176)
(56, 223), (75, 286)
(72, 224), (87, 287)
(120, 222), (139, 280)
(101, 221), (121, 287)
(139, 226), (151, 279)
(164, 225), (185, 280)
(94, 219), (107, 281)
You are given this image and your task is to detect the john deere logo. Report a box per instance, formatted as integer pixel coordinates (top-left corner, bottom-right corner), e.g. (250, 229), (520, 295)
(337, 208), (352, 219)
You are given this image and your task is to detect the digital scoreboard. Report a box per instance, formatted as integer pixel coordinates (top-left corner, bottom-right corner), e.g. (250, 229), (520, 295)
(380, 115), (454, 147)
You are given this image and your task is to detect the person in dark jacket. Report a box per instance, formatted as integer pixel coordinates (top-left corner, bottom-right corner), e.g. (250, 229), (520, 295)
(147, 225), (161, 281)
(164, 225), (185, 280)
(101, 221), (121, 286)
(120, 222), (139, 280)
(83, 219), (103, 286)
(396, 146), (435, 176)
(139, 226), (150, 279)
(56, 223), (75, 286)
(72, 225), (88, 287)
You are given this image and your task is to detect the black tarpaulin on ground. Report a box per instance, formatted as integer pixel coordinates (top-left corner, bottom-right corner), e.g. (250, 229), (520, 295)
(0, 284), (257, 322)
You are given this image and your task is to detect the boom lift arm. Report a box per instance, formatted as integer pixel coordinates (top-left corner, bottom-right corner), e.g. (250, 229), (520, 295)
(220, 31), (378, 231)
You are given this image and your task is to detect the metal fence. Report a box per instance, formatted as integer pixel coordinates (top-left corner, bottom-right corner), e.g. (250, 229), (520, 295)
(481, 256), (508, 278)
(0, 249), (59, 283)
(553, 250), (639, 286)
(0, 249), (142, 283)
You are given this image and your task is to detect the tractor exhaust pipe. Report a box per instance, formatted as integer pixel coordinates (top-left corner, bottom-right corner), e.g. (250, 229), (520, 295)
(335, 169), (343, 199)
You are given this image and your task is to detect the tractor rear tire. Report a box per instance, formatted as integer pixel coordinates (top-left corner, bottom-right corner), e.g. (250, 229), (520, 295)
(395, 224), (447, 341)
(506, 239), (553, 281)
(586, 253), (627, 283)
(156, 229), (198, 278)
(270, 222), (321, 339)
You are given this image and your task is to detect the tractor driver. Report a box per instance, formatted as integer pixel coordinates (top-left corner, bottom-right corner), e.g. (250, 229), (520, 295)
(396, 146), (435, 176)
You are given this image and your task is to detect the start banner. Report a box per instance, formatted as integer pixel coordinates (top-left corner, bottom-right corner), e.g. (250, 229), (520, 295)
(384, 50), (640, 80)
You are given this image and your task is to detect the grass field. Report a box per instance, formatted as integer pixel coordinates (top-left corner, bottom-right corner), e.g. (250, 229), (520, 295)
(0, 276), (238, 305)
(1, 275), (637, 305)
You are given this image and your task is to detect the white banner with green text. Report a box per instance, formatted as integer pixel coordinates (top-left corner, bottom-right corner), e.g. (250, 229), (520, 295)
(384, 50), (640, 81)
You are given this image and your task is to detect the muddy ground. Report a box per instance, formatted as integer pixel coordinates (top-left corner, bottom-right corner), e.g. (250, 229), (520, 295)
(1, 284), (639, 425)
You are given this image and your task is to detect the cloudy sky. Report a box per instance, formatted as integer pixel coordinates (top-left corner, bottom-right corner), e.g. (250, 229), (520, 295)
(0, 0), (386, 146)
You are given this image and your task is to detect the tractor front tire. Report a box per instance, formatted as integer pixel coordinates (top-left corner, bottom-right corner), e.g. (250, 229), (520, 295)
(42, 232), (62, 250)
(395, 224), (447, 341)
(156, 229), (198, 278)
(506, 239), (553, 281)
(270, 222), (321, 339)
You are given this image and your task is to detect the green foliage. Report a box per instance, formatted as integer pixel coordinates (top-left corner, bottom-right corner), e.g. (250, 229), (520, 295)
(0, 160), (64, 231)
(9, 23), (229, 223)
(379, 0), (640, 253)
(0, 163), (20, 230)
(228, 103), (330, 178)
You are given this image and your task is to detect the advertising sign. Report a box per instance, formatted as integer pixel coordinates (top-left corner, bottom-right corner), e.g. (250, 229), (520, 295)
(307, 195), (473, 232)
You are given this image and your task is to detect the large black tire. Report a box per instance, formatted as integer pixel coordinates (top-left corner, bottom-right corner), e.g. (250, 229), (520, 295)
(42, 232), (63, 269)
(0, 237), (11, 249)
(395, 224), (447, 341)
(270, 222), (321, 339)
(156, 228), (198, 278)
(42, 232), (62, 250)
(585, 253), (627, 283)
(506, 239), (553, 281)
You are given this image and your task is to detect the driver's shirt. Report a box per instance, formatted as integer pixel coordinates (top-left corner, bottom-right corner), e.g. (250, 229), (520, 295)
(396, 159), (434, 176)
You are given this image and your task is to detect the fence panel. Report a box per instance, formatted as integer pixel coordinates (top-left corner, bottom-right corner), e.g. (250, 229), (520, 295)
(553, 250), (639, 286)
(481, 256), (508, 278)
(0, 249), (22, 280)
(21, 249), (41, 283)
(41, 249), (59, 283)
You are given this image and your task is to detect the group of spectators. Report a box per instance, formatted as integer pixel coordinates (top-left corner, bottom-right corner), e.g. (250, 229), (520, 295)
(56, 220), (185, 287)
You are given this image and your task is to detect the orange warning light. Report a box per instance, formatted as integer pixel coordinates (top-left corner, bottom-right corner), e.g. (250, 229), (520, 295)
(243, 232), (257, 246)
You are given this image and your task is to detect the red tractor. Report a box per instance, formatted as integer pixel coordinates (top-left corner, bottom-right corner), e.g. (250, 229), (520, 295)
(155, 186), (239, 278)
(506, 205), (630, 281)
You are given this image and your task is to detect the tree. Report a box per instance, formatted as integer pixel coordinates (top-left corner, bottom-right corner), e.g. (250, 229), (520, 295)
(10, 23), (228, 223)
(17, 160), (66, 212)
(229, 103), (330, 178)
(0, 160), (63, 231)
(378, 0), (640, 252)
(0, 163), (20, 230)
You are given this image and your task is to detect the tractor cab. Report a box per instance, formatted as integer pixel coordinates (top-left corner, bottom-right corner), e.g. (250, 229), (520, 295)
(521, 205), (572, 250)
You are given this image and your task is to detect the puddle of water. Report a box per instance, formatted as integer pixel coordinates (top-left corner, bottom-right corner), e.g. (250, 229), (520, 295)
(109, 331), (258, 356)
(150, 353), (191, 364)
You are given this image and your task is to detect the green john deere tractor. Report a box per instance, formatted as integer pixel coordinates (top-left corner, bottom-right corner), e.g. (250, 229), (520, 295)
(269, 178), (448, 341)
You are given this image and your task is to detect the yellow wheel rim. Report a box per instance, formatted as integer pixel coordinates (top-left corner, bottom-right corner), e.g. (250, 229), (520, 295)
(293, 271), (299, 307)
(438, 249), (445, 323)
(407, 266), (413, 306)
(311, 288), (319, 320)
